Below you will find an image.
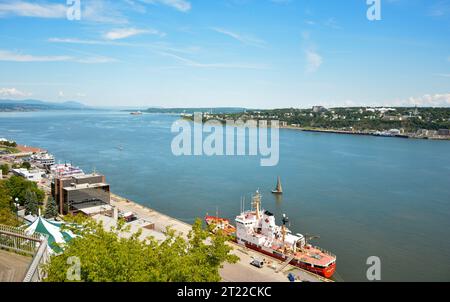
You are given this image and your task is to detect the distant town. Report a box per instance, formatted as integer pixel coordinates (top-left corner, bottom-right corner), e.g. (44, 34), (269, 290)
(182, 106), (450, 140)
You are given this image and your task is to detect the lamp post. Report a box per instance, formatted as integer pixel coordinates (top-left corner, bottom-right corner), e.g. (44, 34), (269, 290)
(14, 197), (19, 219)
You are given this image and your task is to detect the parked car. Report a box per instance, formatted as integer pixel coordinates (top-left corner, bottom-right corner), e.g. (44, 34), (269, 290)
(250, 258), (264, 268)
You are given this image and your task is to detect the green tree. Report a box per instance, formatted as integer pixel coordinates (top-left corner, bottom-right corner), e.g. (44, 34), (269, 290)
(44, 217), (239, 282)
(44, 197), (58, 219)
(5, 176), (44, 206)
(24, 190), (38, 216)
(21, 161), (31, 170)
(0, 163), (9, 176)
(0, 180), (19, 226)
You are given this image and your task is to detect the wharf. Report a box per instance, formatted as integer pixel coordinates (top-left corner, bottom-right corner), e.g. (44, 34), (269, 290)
(110, 194), (330, 282)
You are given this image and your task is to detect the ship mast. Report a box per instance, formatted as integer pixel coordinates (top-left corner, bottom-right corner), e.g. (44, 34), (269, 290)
(282, 214), (289, 253)
(252, 190), (262, 220)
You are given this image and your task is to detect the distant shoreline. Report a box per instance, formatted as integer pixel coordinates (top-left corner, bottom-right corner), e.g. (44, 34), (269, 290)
(183, 117), (450, 141)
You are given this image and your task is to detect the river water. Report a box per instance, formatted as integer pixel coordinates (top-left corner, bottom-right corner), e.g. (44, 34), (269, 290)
(1, 110), (449, 281)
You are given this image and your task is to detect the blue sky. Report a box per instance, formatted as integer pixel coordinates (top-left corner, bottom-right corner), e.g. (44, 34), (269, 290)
(0, 0), (449, 108)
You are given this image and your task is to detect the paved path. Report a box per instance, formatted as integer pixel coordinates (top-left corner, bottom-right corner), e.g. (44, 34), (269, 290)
(0, 250), (31, 282)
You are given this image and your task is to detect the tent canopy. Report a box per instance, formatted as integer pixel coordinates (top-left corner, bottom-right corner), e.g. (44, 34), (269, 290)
(25, 217), (75, 254)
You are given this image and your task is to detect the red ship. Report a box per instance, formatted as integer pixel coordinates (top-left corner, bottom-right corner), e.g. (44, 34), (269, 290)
(206, 190), (336, 279)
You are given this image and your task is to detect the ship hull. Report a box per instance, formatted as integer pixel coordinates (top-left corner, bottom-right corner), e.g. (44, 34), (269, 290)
(242, 242), (336, 279)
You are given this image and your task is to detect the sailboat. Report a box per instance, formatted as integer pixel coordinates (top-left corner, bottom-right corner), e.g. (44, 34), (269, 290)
(272, 176), (283, 194)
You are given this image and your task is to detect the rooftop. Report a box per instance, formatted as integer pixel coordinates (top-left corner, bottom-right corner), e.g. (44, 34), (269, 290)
(64, 182), (109, 191)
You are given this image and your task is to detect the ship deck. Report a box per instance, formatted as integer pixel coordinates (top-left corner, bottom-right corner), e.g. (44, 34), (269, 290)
(293, 246), (335, 267)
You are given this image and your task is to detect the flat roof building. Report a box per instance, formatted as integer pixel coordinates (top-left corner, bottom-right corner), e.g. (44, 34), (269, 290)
(12, 168), (44, 182)
(52, 173), (110, 215)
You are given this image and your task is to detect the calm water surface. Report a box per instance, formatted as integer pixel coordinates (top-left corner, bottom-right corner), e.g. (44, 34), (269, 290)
(1, 110), (449, 281)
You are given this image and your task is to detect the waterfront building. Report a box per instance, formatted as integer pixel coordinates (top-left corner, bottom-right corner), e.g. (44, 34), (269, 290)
(51, 173), (111, 215)
(312, 106), (327, 113)
(438, 129), (450, 136)
(12, 168), (44, 182)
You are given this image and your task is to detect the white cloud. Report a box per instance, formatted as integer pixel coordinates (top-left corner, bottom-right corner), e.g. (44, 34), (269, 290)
(82, 0), (129, 24)
(211, 27), (265, 47)
(0, 50), (71, 62)
(48, 38), (113, 45)
(75, 56), (117, 64)
(434, 73), (450, 78)
(0, 0), (130, 24)
(0, 49), (115, 64)
(104, 28), (164, 40)
(305, 50), (322, 73)
(0, 1), (66, 18)
(140, 0), (191, 12)
(401, 93), (450, 107)
(159, 52), (268, 70)
(0, 87), (32, 98)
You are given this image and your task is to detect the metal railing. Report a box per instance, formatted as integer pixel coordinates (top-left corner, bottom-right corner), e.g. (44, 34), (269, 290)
(0, 224), (49, 282)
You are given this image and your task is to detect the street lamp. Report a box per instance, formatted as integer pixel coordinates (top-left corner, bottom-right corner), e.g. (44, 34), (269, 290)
(14, 197), (19, 219)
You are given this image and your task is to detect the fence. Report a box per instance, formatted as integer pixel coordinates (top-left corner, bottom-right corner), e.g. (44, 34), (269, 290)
(0, 224), (49, 282)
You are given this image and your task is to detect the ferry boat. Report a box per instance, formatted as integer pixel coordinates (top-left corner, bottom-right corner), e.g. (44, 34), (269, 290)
(30, 153), (55, 167)
(130, 111), (143, 115)
(50, 163), (84, 178)
(235, 190), (336, 278)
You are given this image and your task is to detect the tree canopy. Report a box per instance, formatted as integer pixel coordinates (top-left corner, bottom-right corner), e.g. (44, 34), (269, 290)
(44, 197), (58, 219)
(24, 190), (39, 216)
(0, 180), (19, 226)
(44, 216), (239, 282)
(4, 175), (44, 206)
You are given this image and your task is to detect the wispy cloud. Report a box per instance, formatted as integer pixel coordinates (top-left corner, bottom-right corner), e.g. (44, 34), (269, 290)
(0, 0), (129, 24)
(48, 38), (115, 45)
(324, 17), (342, 30)
(0, 87), (32, 98)
(0, 50), (71, 62)
(395, 93), (450, 107)
(82, 0), (129, 24)
(211, 27), (266, 47)
(0, 1), (66, 18)
(104, 28), (164, 40)
(428, 0), (450, 17)
(0, 49), (115, 64)
(140, 0), (191, 12)
(159, 51), (268, 70)
(305, 50), (323, 73)
(434, 73), (450, 78)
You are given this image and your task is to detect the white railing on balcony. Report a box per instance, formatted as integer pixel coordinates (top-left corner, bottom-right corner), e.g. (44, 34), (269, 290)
(0, 224), (49, 282)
